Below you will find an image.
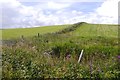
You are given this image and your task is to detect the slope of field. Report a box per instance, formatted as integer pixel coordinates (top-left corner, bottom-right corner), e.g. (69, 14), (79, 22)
(2, 23), (118, 40)
(71, 24), (118, 38)
(2, 25), (70, 40)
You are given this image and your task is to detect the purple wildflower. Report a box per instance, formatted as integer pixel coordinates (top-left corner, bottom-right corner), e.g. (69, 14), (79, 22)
(118, 55), (120, 59)
(66, 54), (71, 59)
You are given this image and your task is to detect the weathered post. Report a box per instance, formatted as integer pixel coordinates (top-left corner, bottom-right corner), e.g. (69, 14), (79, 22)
(38, 33), (40, 37)
(78, 49), (83, 63)
(21, 35), (24, 39)
(21, 35), (24, 41)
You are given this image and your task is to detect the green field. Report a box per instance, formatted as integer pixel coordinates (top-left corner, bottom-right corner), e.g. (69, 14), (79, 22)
(2, 22), (119, 78)
(2, 23), (118, 40)
(2, 25), (70, 40)
(72, 24), (118, 38)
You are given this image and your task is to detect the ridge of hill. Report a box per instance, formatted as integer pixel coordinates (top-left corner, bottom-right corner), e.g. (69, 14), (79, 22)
(2, 22), (118, 40)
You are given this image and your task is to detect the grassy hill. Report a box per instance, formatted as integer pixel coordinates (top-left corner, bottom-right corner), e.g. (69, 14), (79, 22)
(2, 22), (119, 78)
(2, 25), (70, 40)
(71, 24), (118, 38)
(2, 23), (118, 40)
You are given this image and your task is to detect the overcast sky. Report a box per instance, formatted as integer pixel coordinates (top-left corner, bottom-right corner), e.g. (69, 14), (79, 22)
(0, 0), (119, 29)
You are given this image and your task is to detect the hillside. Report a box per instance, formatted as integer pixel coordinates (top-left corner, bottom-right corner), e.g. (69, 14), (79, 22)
(2, 23), (118, 40)
(2, 22), (119, 78)
(2, 25), (70, 40)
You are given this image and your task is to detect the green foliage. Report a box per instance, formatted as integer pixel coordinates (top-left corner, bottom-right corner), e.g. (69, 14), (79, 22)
(51, 42), (81, 58)
(2, 23), (119, 79)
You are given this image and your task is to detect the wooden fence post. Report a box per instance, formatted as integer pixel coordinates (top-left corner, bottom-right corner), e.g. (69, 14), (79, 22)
(38, 33), (40, 37)
(21, 35), (24, 41)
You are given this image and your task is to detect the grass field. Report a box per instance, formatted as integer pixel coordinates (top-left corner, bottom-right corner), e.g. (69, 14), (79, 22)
(2, 23), (118, 40)
(2, 22), (119, 78)
(2, 25), (70, 40)
(71, 24), (118, 38)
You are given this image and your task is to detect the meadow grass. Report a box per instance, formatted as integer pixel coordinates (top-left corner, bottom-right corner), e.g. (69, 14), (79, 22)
(2, 25), (70, 40)
(70, 24), (118, 38)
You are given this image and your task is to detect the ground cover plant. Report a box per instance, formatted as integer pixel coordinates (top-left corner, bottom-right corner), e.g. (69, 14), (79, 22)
(2, 22), (120, 79)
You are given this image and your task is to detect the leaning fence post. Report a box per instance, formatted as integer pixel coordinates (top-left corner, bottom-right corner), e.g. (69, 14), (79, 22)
(78, 49), (84, 63)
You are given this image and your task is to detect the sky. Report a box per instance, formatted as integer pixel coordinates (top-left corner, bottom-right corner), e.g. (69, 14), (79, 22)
(0, 0), (119, 29)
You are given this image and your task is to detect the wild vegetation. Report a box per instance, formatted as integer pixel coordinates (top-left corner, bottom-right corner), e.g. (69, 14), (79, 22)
(2, 22), (120, 79)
